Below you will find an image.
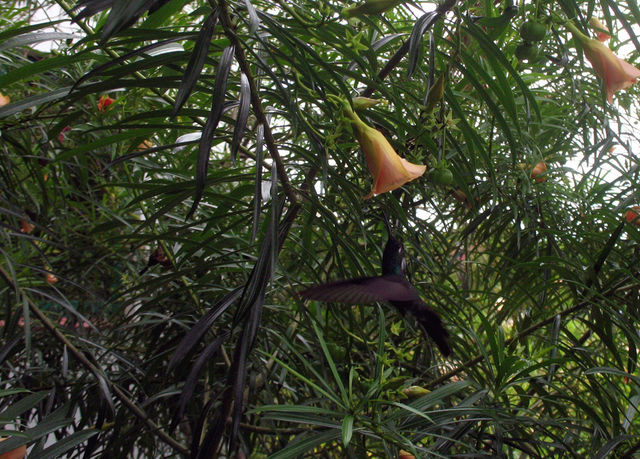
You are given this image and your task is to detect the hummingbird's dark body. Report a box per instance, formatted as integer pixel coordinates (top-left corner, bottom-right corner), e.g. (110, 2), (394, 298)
(300, 222), (451, 356)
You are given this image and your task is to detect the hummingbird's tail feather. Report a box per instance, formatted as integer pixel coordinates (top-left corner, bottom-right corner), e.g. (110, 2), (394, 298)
(402, 301), (451, 356)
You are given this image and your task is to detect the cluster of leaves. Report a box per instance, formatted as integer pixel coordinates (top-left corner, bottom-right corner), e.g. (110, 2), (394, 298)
(1, 0), (640, 457)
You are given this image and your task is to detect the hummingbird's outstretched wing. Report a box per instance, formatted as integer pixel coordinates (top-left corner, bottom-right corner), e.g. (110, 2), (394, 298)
(299, 275), (419, 304)
(396, 300), (451, 356)
(301, 276), (451, 356)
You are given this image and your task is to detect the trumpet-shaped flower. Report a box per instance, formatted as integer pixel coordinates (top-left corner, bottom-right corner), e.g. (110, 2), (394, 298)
(566, 21), (640, 103)
(0, 93), (10, 107)
(346, 110), (425, 199)
(588, 18), (611, 42)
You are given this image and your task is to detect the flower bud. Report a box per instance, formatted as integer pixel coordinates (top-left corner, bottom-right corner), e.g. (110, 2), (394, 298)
(343, 0), (404, 17)
(401, 386), (430, 398)
(588, 18), (611, 42)
(531, 161), (547, 183)
(352, 96), (384, 110)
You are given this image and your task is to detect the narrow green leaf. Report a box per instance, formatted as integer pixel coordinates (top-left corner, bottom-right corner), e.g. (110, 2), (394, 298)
(230, 73), (251, 165)
(407, 12), (437, 78)
(173, 11), (219, 115)
(0, 21), (64, 42)
(0, 53), (99, 88)
(0, 391), (48, 422)
(0, 87), (72, 118)
(38, 430), (99, 459)
(0, 32), (79, 51)
(187, 44), (235, 219)
(268, 429), (341, 459)
(141, 0), (189, 29)
(244, 0), (260, 35)
(341, 414), (354, 447)
(251, 123), (265, 242)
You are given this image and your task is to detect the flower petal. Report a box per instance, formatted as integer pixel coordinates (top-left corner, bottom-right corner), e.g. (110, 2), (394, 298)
(354, 122), (425, 198)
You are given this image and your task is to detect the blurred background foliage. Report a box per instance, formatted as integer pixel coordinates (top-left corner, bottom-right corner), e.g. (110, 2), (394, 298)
(1, 0), (640, 457)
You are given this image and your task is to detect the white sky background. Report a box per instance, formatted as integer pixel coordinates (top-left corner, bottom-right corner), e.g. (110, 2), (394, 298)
(28, 2), (79, 51)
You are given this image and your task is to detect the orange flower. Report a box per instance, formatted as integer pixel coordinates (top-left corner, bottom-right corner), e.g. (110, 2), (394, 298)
(346, 109), (426, 199)
(398, 450), (416, 459)
(19, 220), (35, 234)
(97, 95), (115, 112)
(136, 139), (154, 151)
(46, 272), (59, 284)
(566, 21), (640, 103)
(0, 93), (9, 107)
(588, 18), (611, 42)
(531, 161), (547, 183)
(625, 206), (640, 228)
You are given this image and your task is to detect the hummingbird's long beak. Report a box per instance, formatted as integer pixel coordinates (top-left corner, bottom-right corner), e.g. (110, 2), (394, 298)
(381, 210), (393, 239)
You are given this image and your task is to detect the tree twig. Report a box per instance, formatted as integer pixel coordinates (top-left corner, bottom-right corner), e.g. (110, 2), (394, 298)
(218, 0), (299, 205)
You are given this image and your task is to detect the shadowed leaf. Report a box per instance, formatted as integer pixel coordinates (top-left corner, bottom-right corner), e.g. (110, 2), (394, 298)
(186, 44), (235, 219)
(173, 11), (219, 116)
(230, 73), (251, 165)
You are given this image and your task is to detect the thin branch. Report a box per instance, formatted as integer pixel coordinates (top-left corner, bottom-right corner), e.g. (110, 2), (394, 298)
(237, 422), (309, 435)
(0, 265), (189, 457)
(218, 0), (299, 205)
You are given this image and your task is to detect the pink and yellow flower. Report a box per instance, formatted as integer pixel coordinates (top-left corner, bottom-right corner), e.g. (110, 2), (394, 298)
(345, 109), (426, 199)
(0, 93), (10, 107)
(567, 21), (640, 103)
(588, 18), (611, 42)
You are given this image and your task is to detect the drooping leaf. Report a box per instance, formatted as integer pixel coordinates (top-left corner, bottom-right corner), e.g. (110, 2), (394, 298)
(407, 12), (438, 79)
(167, 287), (242, 373)
(186, 44), (235, 220)
(170, 333), (227, 430)
(229, 72), (251, 165)
(173, 11), (219, 116)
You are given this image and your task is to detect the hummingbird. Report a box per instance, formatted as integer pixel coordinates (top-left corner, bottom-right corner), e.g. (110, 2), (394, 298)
(299, 217), (451, 356)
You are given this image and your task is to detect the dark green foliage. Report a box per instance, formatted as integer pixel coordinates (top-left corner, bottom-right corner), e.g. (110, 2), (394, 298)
(1, 0), (640, 457)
